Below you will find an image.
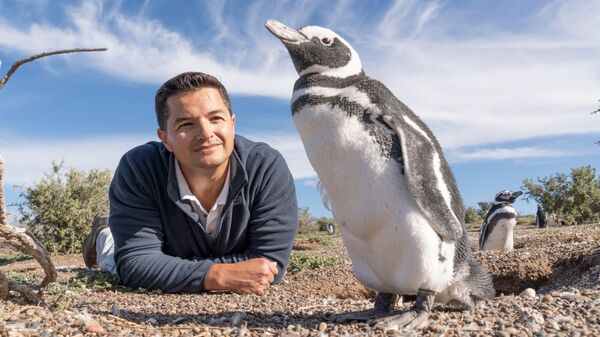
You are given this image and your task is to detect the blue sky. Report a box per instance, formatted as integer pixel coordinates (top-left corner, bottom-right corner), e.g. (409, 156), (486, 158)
(1, 0), (599, 224)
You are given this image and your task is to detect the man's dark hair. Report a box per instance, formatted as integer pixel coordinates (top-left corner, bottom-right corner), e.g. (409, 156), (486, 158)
(155, 72), (233, 130)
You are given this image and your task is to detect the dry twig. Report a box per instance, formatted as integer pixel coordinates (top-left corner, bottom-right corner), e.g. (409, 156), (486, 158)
(0, 47), (107, 302)
(0, 48), (107, 89)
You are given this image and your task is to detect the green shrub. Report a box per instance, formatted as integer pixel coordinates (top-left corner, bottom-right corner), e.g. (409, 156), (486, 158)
(477, 201), (492, 219)
(465, 207), (483, 228)
(522, 165), (600, 225)
(287, 252), (340, 273)
(297, 207), (319, 233)
(296, 231), (333, 246)
(17, 161), (111, 254)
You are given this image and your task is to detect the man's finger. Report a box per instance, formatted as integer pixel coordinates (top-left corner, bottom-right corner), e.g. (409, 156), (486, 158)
(268, 261), (278, 275)
(267, 272), (275, 284)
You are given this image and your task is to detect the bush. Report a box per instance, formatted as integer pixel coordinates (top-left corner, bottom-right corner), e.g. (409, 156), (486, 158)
(17, 161), (111, 254)
(297, 207), (318, 233)
(465, 207), (482, 228)
(477, 201), (492, 219)
(522, 165), (600, 225)
(287, 252), (340, 273)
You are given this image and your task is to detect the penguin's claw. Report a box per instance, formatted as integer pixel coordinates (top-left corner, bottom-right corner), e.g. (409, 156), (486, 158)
(371, 310), (429, 331)
(333, 308), (395, 323)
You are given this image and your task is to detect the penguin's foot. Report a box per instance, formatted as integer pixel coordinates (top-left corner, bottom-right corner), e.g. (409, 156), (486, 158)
(371, 288), (435, 331)
(334, 292), (398, 322)
(371, 310), (429, 331)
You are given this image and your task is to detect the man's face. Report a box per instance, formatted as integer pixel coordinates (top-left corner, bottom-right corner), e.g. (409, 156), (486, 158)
(157, 87), (236, 173)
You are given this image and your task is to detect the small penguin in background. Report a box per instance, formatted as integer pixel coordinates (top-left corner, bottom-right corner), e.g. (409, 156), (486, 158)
(536, 204), (548, 228)
(479, 190), (523, 251)
(266, 20), (494, 331)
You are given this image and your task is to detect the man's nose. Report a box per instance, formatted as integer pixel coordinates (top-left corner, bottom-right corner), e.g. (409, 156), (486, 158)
(194, 120), (214, 141)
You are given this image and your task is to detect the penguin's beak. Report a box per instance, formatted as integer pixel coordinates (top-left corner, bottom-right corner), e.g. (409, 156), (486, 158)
(510, 191), (523, 201)
(265, 19), (308, 44)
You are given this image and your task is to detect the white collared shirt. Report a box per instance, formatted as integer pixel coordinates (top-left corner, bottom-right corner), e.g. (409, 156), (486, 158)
(174, 160), (230, 237)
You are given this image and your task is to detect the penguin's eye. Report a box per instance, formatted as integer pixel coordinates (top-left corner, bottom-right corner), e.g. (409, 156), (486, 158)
(321, 37), (332, 45)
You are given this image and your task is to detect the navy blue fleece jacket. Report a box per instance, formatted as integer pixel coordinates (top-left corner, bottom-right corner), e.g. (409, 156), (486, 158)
(109, 135), (298, 293)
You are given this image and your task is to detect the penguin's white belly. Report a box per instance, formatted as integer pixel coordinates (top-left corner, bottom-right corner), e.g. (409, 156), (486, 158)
(482, 218), (516, 251)
(293, 103), (455, 294)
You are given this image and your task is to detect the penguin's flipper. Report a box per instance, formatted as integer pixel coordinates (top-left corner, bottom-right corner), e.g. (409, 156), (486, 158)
(478, 221), (489, 249)
(379, 111), (463, 242)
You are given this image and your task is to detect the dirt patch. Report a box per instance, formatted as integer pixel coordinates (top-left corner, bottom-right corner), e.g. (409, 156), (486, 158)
(1, 224), (600, 336)
(471, 223), (600, 294)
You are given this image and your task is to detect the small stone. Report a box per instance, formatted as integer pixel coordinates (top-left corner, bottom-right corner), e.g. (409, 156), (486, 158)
(144, 318), (158, 325)
(520, 288), (536, 298)
(111, 303), (120, 316)
(84, 320), (105, 335)
(555, 315), (574, 324)
(545, 319), (560, 331)
(464, 322), (479, 331)
(495, 331), (510, 337)
(542, 295), (554, 303)
(230, 312), (245, 326)
(318, 322), (327, 332)
(172, 317), (187, 324)
(428, 324), (446, 332)
(81, 311), (105, 335)
(560, 292), (583, 300)
(505, 327), (519, 335)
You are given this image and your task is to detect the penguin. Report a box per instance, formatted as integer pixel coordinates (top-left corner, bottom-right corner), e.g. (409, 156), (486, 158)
(478, 190), (523, 251)
(536, 204), (547, 228)
(265, 20), (494, 331)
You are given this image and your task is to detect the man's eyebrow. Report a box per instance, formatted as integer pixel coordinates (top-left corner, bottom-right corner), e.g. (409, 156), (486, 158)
(173, 116), (191, 125)
(207, 109), (227, 115)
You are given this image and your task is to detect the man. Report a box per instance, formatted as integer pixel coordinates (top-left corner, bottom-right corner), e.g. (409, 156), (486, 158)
(82, 72), (298, 295)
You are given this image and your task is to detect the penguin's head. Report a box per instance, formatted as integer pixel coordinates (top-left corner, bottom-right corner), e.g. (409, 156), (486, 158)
(494, 190), (523, 204)
(265, 19), (362, 78)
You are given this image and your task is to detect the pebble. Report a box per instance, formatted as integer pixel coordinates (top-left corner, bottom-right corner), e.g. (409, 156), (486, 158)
(542, 295), (554, 303)
(560, 292), (584, 300)
(318, 322), (327, 332)
(111, 303), (120, 316)
(230, 312), (244, 326)
(495, 332), (510, 337)
(520, 288), (536, 298)
(555, 315), (574, 323)
(144, 318), (158, 325)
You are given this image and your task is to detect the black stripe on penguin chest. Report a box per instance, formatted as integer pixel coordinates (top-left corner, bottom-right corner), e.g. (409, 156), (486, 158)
(293, 94), (404, 172)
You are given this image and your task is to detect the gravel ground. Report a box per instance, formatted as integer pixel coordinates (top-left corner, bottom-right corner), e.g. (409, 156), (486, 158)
(1, 223), (599, 336)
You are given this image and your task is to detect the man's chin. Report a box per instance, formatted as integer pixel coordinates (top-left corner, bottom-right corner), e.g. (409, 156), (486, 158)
(190, 157), (228, 170)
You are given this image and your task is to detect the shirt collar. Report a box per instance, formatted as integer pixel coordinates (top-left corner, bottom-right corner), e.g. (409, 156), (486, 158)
(174, 159), (230, 214)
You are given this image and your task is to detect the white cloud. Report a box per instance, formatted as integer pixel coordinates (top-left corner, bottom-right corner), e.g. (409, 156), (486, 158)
(303, 179), (318, 188)
(448, 146), (579, 162)
(1, 136), (153, 187)
(0, 0), (598, 151)
(0, 132), (315, 188)
(0, 1), (296, 98)
(244, 133), (316, 180)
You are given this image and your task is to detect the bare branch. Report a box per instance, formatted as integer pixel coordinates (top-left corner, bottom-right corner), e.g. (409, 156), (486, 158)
(0, 47), (107, 302)
(0, 47), (107, 89)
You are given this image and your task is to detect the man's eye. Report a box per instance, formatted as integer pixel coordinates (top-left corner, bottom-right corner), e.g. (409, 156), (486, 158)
(177, 122), (192, 129)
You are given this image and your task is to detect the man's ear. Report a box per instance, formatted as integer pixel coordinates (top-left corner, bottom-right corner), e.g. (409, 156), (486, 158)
(157, 128), (173, 152)
(232, 114), (236, 136)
